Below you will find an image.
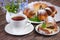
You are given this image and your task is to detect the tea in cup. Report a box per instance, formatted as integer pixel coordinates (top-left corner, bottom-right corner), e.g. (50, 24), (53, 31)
(10, 14), (28, 29)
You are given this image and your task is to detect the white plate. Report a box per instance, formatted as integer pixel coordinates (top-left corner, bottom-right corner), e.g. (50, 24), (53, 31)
(4, 23), (34, 35)
(35, 24), (60, 36)
(24, 1), (60, 23)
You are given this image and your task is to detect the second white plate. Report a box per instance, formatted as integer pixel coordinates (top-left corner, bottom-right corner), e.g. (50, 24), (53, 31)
(35, 24), (60, 36)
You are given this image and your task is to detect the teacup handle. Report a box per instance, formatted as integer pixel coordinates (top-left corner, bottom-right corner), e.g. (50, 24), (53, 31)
(23, 19), (31, 29)
(26, 20), (31, 25)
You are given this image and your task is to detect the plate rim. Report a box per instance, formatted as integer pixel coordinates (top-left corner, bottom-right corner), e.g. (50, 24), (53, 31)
(27, 19), (44, 23)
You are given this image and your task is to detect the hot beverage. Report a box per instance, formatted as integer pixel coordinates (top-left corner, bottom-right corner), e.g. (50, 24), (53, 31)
(12, 16), (25, 21)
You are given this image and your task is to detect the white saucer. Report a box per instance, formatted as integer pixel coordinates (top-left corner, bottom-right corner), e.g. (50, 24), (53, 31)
(5, 23), (34, 35)
(35, 24), (60, 36)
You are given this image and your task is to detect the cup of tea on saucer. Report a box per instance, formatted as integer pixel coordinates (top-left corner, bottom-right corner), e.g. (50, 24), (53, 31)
(5, 14), (34, 35)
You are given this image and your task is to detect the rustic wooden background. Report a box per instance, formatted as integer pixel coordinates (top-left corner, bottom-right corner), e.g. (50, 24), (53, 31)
(0, 0), (60, 40)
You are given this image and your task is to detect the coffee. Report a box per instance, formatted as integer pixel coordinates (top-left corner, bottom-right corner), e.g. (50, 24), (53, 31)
(12, 16), (25, 21)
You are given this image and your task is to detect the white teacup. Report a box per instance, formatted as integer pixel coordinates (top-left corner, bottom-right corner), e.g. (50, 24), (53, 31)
(10, 14), (28, 30)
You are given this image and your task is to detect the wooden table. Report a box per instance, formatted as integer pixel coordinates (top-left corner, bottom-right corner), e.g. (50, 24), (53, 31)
(0, 0), (60, 40)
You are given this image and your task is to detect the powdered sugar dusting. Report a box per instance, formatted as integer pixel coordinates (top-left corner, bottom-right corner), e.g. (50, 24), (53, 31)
(47, 16), (54, 22)
(45, 7), (52, 12)
(38, 9), (46, 14)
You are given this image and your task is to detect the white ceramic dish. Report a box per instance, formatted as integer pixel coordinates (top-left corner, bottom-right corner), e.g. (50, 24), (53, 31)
(24, 1), (60, 23)
(35, 24), (60, 36)
(5, 23), (34, 35)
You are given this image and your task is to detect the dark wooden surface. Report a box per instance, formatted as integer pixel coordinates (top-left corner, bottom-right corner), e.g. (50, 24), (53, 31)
(0, 0), (60, 40)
